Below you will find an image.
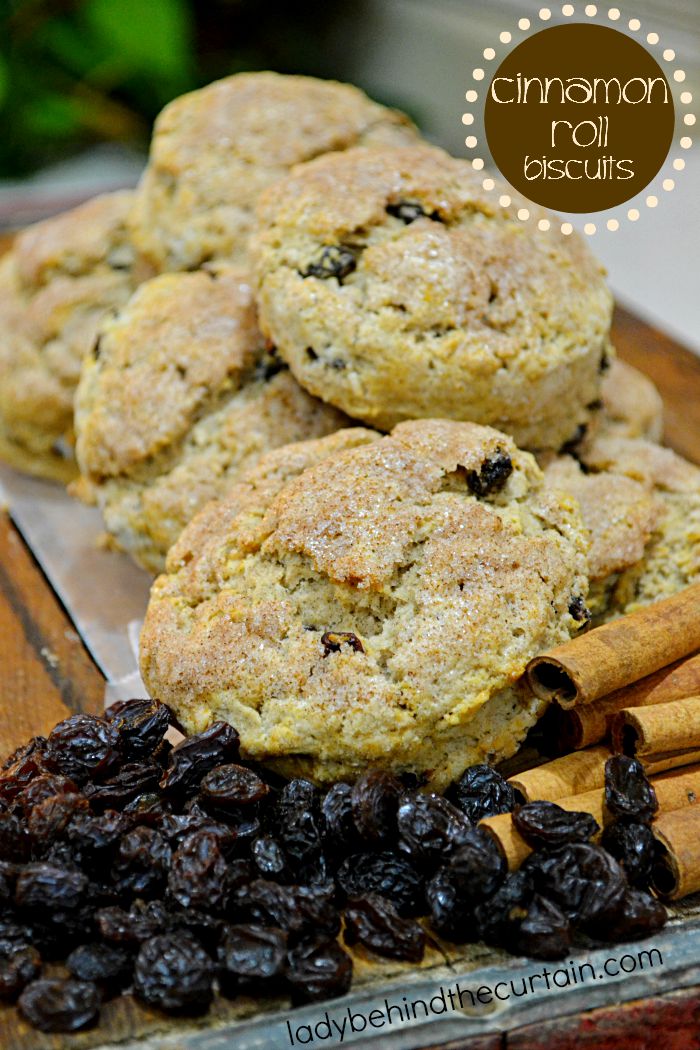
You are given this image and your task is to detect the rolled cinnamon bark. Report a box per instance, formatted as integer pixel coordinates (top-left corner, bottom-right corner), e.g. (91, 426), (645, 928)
(509, 744), (700, 803)
(508, 746), (610, 802)
(651, 807), (700, 900)
(552, 652), (700, 750)
(526, 582), (700, 709)
(612, 695), (700, 760)
(483, 763), (700, 871)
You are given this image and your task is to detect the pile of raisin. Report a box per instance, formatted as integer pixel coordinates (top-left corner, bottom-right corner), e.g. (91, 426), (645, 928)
(0, 706), (667, 1033)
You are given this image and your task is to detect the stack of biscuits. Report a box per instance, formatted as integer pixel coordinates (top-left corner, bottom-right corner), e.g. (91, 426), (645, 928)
(1, 72), (697, 789)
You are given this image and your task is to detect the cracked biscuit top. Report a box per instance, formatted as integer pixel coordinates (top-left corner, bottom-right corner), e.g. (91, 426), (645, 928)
(0, 191), (138, 481)
(129, 72), (419, 272)
(251, 144), (613, 450)
(140, 419), (589, 788)
(74, 268), (348, 572)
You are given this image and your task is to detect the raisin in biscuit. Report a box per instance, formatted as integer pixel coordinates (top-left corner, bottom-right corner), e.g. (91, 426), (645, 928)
(0, 191), (139, 482)
(140, 419), (589, 789)
(596, 359), (664, 441)
(129, 72), (419, 273)
(251, 144), (613, 450)
(576, 434), (700, 616)
(74, 268), (349, 573)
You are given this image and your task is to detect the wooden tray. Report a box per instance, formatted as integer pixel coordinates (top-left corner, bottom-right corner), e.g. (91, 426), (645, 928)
(1, 305), (699, 1049)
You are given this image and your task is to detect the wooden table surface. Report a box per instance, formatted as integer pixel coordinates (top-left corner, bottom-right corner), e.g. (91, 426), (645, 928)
(1, 304), (699, 1049)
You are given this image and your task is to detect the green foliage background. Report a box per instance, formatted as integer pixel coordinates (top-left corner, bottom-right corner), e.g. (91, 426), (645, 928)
(0, 0), (343, 176)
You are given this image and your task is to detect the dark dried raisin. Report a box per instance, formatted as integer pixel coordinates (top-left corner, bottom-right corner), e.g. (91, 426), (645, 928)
(16, 863), (88, 913)
(397, 792), (472, 866)
(200, 763), (269, 809)
(524, 843), (627, 926)
(425, 868), (475, 942)
(301, 245), (356, 282)
(514, 895), (572, 960)
(321, 631), (365, 655)
(386, 201), (439, 223)
(160, 722), (240, 797)
(605, 755), (658, 823)
(448, 764), (515, 823)
(513, 801), (599, 849)
(221, 924), (288, 979)
(133, 933), (214, 1012)
(66, 943), (132, 990)
(568, 596), (591, 623)
(352, 770), (402, 846)
(18, 977), (100, 1032)
(286, 937), (352, 1003)
(344, 894), (425, 961)
(168, 830), (229, 912)
(446, 825), (507, 902)
(0, 943), (41, 1000)
(106, 698), (174, 760)
(337, 851), (424, 916)
(474, 870), (534, 947)
(601, 821), (657, 888)
(465, 451), (513, 497)
(45, 714), (120, 784)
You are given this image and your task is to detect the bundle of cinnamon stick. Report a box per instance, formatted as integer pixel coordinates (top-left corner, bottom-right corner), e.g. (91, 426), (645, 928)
(485, 582), (700, 901)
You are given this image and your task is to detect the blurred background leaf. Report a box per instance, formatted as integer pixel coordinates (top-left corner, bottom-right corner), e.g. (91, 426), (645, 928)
(0, 0), (346, 176)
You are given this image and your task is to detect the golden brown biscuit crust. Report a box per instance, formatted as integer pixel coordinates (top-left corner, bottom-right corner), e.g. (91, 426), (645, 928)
(0, 191), (138, 481)
(251, 145), (613, 449)
(140, 420), (588, 788)
(75, 269), (349, 571)
(130, 72), (419, 271)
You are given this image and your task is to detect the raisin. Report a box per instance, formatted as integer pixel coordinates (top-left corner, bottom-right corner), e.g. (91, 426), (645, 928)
(286, 937), (352, 1003)
(235, 880), (340, 941)
(96, 900), (169, 946)
(133, 934), (214, 1013)
(446, 825), (507, 902)
(352, 770), (402, 846)
(321, 783), (359, 852)
(448, 764), (515, 823)
(0, 861), (16, 903)
(66, 943), (132, 991)
(568, 595), (591, 623)
(301, 245), (356, 282)
(28, 793), (89, 844)
(474, 870), (534, 947)
(105, 698), (174, 760)
(45, 714), (121, 784)
(168, 830), (229, 912)
(221, 924), (288, 979)
(67, 810), (130, 859)
(274, 779), (324, 870)
(112, 827), (171, 898)
(397, 792), (472, 866)
(122, 791), (171, 824)
(337, 851), (424, 916)
(18, 978), (100, 1032)
(160, 722), (240, 797)
(0, 812), (31, 862)
(16, 863), (88, 913)
(524, 843), (627, 926)
(17, 773), (79, 814)
(252, 836), (289, 880)
(0, 943), (42, 1000)
(2, 736), (47, 771)
(601, 821), (657, 888)
(425, 868), (475, 942)
(200, 763), (269, 809)
(465, 451), (513, 497)
(513, 801), (600, 849)
(321, 630), (365, 656)
(386, 201), (439, 223)
(514, 895), (572, 960)
(85, 762), (161, 810)
(605, 756), (658, 823)
(0, 753), (47, 804)
(344, 894), (426, 961)
(589, 888), (667, 942)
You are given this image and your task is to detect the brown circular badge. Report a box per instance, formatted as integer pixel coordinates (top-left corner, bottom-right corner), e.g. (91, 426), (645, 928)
(484, 23), (674, 212)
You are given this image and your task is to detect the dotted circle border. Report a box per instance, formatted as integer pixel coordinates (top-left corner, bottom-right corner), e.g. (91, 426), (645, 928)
(462, 5), (693, 234)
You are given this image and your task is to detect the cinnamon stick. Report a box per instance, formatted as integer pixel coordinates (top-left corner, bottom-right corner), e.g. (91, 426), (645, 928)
(508, 744), (700, 803)
(650, 807), (700, 900)
(526, 582), (700, 709)
(483, 763), (700, 871)
(552, 652), (700, 750)
(611, 695), (700, 760)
